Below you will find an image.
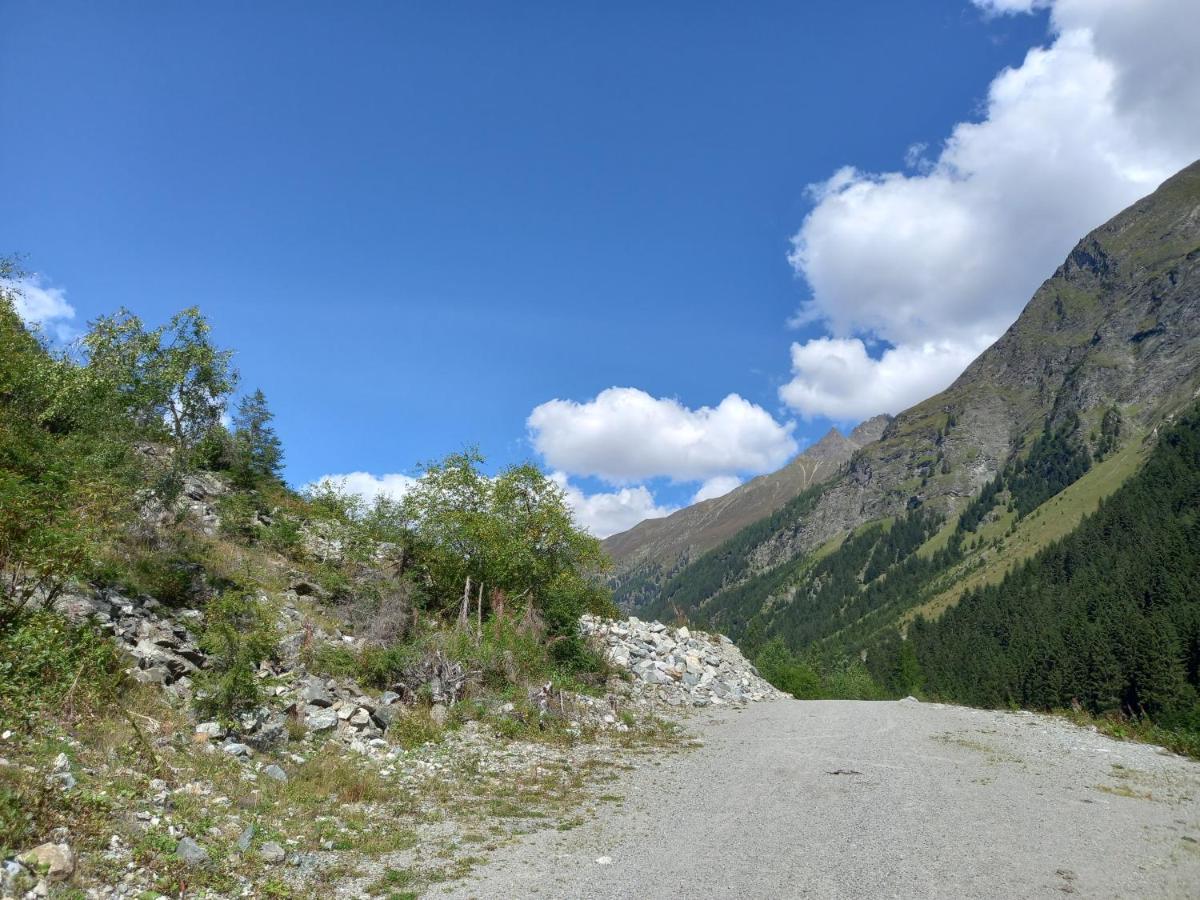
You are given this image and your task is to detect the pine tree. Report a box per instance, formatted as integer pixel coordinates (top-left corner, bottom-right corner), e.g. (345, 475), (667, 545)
(231, 389), (283, 486)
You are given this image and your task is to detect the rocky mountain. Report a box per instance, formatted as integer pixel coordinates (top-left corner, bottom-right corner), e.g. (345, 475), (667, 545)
(602, 415), (890, 607)
(631, 159), (1200, 643)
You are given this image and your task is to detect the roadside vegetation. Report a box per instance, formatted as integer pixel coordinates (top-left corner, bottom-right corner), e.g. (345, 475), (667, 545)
(0, 261), (624, 883)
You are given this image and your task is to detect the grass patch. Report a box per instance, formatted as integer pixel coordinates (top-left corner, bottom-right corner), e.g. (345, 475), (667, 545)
(908, 434), (1147, 622)
(1059, 708), (1200, 761)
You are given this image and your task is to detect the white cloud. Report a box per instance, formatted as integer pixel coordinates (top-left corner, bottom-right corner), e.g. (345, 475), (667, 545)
(310, 471), (418, 504)
(781, 336), (992, 423)
(549, 472), (675, 538)
(2, 275), (78, 341)
(782, 0), (1200, 421)
(528, 387), (796, 484)
(972, 0), (1049, 15)
(692, 475), (742, 504)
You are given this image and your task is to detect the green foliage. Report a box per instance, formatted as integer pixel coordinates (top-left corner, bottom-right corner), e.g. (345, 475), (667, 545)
(216, 492), (260, 543)
(752, 638), (885, 701)
(398, 451), (611, 637)
(441, 615), (609, 691)
(260, 513), (303, 556)
(753, 639), (823, 699)
(0, 277), (136, 621)
(104, 529), (214, 608)
(82, 306), (237, 456)
(895, 400), (1200, 733)
(1, 267), (610, 725)
(230, 389), (283, 487)
(0, 611), (126, 729)
(308, 643), (360, 679)
(194, 589), (278, 721)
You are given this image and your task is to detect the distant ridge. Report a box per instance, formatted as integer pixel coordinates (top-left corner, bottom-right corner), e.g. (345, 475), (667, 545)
(602, 414), (890, 602)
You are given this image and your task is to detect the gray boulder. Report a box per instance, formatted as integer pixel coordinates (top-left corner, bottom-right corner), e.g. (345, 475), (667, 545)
(175, 837), (210, 868)
(301, 677), (333, 707)
(259, 841), (286, 865)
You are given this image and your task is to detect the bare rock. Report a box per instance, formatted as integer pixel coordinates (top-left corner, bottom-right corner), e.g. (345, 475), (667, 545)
(17, 843), (74, 882)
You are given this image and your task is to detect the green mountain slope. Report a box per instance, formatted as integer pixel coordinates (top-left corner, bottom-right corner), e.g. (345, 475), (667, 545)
(639, 159), (1200, 663)
(899, 399), (1200, 728)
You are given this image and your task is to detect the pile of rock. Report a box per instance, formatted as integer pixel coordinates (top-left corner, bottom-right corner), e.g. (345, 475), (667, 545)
(55, 590), (205, 699)
(51, 586), (453, 754)
(292, 675), (398, 745)
(582, 615), (784, 708)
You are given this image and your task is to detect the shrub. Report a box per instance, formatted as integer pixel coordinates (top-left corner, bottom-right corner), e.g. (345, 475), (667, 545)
(0, 611), (126, 729)
(217, 492), (260, 543)
(261, 514), (302, 556)
(308, 643), (359, 679)
(754, 639), (824, 699)
(193, 589), (277, 722)
(824, 662), (887, 700)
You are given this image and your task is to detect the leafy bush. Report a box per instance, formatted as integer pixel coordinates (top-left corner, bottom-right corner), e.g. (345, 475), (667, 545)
(217, 492), (260, 543)
(308, 643), (360, 679)
(753, 638), (885, 701)
(754, 639), (823, 699)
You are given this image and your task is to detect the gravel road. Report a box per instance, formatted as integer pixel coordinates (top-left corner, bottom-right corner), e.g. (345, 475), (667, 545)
(446, 699), (1200, 899)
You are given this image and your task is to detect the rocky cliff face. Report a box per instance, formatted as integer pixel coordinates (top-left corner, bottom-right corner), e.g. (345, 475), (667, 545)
(746, 160), (1200, 574)
(602, 414), (890, 606)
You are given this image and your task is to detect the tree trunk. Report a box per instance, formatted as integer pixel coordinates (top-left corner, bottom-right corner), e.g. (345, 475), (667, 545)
(457, 576), (471, 630)
(476, 580), (484, 643)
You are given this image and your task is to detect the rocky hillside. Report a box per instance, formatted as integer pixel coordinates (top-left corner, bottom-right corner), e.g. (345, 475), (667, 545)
(0, 279), (700, 899)
(637, 159), (1200, 637)
(603, 415), (890, 608)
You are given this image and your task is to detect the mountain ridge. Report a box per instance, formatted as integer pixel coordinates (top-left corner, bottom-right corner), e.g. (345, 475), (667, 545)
(629, 158), (1200, 644)
(602, 414), (891, 606)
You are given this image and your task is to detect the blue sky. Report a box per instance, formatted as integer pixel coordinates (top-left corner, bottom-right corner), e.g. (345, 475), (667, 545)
(4, 1), (1198, 535)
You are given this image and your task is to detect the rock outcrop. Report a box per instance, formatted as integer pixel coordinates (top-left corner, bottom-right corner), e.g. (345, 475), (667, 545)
(55, 590), (205, 698)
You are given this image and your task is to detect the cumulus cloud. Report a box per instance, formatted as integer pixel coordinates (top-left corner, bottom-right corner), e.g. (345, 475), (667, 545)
(781, 337), (991, 423)
(528, 387), (796, 484)
(692, 475), (742, 504)
(781, 0), (1200, 420)
(309, 471), (418, 504)
(2, 275), (77, 341)
(549, 472), (675, 538)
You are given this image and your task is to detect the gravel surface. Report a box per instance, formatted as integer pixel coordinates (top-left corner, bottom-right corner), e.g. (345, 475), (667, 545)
(446, 699), (1200, 899)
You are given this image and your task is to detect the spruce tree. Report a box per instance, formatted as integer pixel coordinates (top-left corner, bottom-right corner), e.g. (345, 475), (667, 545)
(231, 389), (283, 486)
